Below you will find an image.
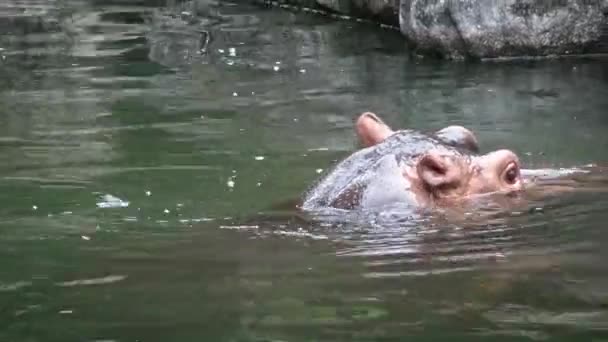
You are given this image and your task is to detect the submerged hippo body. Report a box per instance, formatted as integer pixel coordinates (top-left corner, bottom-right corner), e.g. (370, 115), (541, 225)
(302, 113), (523, 213)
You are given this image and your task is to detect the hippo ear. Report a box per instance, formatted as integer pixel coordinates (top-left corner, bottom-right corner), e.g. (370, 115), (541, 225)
(355, 112), (394, 147)
(417, 152), (462, 189)
(434, 125), (480, 153)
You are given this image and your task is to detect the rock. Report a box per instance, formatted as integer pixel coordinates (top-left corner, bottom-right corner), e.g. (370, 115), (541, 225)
(400, 0), (608, 59)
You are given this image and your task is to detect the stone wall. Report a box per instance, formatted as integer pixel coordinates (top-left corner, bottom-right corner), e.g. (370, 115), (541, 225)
(253, 0), (608, 59)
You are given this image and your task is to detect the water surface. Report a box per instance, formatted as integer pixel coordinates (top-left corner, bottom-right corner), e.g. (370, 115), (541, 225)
(1, 0), (608, 341)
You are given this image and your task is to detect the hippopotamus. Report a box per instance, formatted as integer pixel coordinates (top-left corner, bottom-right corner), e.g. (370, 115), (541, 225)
(301, 112), (524, 212)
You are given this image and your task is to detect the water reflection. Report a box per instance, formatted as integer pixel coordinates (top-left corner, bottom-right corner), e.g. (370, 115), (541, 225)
(0, 0), (608, 341)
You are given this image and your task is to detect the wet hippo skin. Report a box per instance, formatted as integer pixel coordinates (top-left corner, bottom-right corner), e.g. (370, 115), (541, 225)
(302, 112), (523, 212)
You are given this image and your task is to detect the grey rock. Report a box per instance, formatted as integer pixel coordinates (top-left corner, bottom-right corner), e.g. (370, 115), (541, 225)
(400, 0), (608, 59)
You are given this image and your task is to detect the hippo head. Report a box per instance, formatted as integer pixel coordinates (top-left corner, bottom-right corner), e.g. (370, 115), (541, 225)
(354, 112), (523, 207)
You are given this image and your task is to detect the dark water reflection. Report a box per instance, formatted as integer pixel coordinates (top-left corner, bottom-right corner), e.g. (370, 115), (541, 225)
(1, 0), (608, 340)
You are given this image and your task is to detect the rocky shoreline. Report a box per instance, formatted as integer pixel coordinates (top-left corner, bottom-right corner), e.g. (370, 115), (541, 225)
(256, 0), (608, 60)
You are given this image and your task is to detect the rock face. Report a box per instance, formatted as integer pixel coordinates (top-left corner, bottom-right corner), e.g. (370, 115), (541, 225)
(251, 0), (608, 59)
(399, 0), (608, 59)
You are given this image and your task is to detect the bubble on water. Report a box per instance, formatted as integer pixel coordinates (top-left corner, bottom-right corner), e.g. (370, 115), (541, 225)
(316, 169), (323, 174)
(97, 194), (129, 208)
(145, 191), (151, 196)
(256, 182), (262, 187)
(227, 180), (235, 188)
(164, 209), (170, 214)
(254, 156), (265, 161)
(251, 91), (255, 95)
(32, 205), (38, 210)
(273, 66), (280, 71)
(232, 92), (238, 96)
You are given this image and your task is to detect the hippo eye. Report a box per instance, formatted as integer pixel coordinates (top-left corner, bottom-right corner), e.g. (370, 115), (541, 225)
(504, 163), (520, 185)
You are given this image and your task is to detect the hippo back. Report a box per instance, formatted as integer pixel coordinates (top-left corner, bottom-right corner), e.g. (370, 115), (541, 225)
(302, 130), (469, 211)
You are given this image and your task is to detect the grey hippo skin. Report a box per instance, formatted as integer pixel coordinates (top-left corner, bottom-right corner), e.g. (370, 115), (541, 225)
(302, 130), (473, 211)
(302, 113), (524, 212)
(399, 0), (608, 59)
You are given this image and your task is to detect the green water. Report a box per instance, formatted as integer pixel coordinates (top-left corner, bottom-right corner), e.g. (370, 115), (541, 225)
(1, 0), (608, 341)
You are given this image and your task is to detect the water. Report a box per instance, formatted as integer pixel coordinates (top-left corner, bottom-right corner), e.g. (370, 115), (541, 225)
(1, 0), (608, 341)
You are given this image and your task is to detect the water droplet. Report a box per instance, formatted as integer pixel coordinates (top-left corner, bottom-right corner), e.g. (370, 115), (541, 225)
(254, 156), (265, 161)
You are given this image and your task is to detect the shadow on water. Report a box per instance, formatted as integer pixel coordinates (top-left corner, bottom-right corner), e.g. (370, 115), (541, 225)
(1, 0), (608, 341)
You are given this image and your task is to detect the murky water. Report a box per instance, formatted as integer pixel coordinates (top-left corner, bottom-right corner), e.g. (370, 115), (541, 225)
(1, 0), (608, 341)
